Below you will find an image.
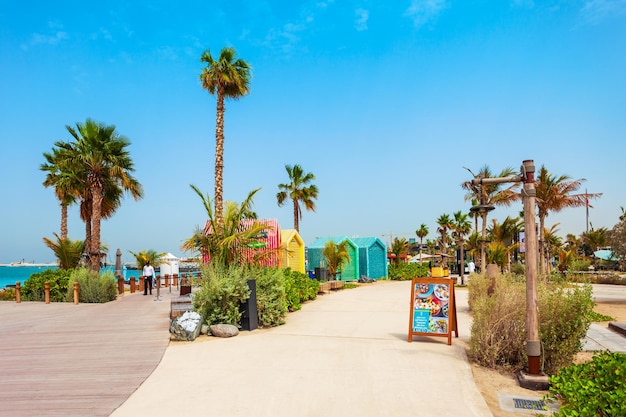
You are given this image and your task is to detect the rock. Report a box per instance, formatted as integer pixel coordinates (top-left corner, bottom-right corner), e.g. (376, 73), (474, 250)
(210, 323), (239, 338)
(170, 311), (203, 341)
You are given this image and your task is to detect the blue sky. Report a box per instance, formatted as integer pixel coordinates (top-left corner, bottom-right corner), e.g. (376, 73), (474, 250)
(1, 0), (625, 264)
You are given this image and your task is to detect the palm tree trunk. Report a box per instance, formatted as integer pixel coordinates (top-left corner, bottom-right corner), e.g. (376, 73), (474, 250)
(214, 90), (225, 233)
(459, 237), (465, 285)
(293, 199), (300, 232)
(90, 185), (103, 271)
(61, 203), (68, 240)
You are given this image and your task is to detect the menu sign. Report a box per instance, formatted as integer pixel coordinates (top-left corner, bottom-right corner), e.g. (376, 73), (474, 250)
(408, 278), (458, 345)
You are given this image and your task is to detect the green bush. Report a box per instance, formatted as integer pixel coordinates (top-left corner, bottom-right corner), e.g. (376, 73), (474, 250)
(0, 288), (16, 301)
(388, 262), (429, 280)
(193, 264), (251, 329)
(22, 268), (72, 302)
(468, 273), (594, 374)
(547, 351), (626, 416)
(510, 262), (525, 275)
(66, 268), (117, 303)
(250, 267), (288, 327)
(284, 268), (318, 312)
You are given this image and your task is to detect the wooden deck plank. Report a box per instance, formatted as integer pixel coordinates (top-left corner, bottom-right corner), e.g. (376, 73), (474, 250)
(0, 291), (174, 416)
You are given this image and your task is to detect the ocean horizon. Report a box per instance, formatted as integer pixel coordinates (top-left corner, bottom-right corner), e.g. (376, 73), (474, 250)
(0, 265), (144, 289)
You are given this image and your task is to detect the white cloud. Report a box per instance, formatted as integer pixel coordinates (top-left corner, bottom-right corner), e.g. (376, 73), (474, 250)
(355, 8), (369, 31)
(580, 0), (626, 23)
(405, 0), (447, 28)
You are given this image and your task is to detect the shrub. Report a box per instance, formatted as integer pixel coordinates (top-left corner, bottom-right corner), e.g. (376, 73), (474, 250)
(66, 268), (117, 303)
(284, 268), (318, 312)
(468, 273), (594, 374)
(547, 351), (626, 416)
(388, 263), (429, 280)
(22, 268), (72, 302)
(193, 263), (250, 328)
(510, 262), (525, 275)
(0, 288), (16, 301)
(250, 267), (288, 327)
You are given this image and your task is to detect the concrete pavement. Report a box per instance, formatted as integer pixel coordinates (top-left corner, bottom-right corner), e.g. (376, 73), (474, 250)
(111, 280), (494, 417)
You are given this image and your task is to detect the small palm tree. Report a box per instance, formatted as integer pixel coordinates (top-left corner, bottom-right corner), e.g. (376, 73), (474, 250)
(200, 47), (251, 232)
(129, 249), (166, 270)
(182, 185), (268, 267)
(535, 165), (601, 273)
(415, 224), (429, 257)
(322, 240), (351, 281)
(451, 211), (472, 284)
(436, 214), (454, 255)
(42, 233), (86, 270)
(390, 237), (409, 266)
(462, 165), (521, 269)
(40, 148), (79, 240)
(276, 164), (319, 233)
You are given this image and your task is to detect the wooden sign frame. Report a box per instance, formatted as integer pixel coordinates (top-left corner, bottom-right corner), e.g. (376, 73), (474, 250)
(408, 277), (458, 345)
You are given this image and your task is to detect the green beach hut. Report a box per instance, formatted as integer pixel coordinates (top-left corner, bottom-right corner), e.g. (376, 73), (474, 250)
(306, 236), (359, 281)
(352, 237), (388, 280)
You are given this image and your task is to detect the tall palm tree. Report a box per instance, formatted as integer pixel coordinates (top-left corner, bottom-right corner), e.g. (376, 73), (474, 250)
(40, 148), (79, 240)
(200, 47), (251, 233)
(451, 211), (472, 284)
(415, 224), (429, 257)
(462, 165), (521, 270)
(543, 223), (563, 272)
(63, 119), (143, 271)
(276, 164), (319, 233)
(580, 226), (608, 256)
(535, 165), (601, 273)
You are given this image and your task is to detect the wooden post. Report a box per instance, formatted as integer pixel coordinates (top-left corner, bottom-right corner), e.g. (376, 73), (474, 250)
(44, 282), (50, 304)
(15, 282), (21, 303)
(130, 277), (136, 293)
(73, 282), (79, 304)
(117, 276), (125, 295)
(164, 274), (169, 288)
(522, 160), (541, 375)
(139, 274), (144, 292)
(173, 273), (178, 288)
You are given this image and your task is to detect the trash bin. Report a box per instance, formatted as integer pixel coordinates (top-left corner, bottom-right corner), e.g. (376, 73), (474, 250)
(240, 279), (258, 331)
(314, 267), (327, 281)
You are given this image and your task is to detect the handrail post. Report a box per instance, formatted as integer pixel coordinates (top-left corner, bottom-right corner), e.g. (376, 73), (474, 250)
(44, 282), (50, 304)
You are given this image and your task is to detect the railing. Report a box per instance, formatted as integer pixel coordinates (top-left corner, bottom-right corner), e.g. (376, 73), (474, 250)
(12, 272), (201, 304)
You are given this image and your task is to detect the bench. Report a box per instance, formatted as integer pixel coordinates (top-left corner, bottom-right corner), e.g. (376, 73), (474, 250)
(318, 280), (345, 294)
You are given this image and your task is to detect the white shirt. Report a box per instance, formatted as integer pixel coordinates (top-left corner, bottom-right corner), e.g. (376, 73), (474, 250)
(143, 264), (155, 277)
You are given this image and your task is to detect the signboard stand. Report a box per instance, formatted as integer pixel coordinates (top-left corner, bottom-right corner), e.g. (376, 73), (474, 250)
(408, 277), (458, 345)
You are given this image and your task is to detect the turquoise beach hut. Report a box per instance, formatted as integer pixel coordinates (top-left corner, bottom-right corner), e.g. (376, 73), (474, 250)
(352, 237), (388, 280)
(306, 236), (359, 281)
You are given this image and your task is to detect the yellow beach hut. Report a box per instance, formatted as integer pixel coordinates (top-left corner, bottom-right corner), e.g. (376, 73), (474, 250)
(280, 229), (305, 273)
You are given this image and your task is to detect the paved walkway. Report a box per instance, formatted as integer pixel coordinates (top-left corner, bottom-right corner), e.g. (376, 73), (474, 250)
(1, 281), (624, 417)
(112, 281), (493, 417)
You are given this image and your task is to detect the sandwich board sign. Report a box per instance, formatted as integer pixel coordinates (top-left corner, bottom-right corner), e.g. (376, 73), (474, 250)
(408, 277), (458, 345)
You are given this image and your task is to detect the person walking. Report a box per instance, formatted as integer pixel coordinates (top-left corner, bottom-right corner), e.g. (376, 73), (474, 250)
(468, 260), (476, 274)
(143, 260), (155, 295)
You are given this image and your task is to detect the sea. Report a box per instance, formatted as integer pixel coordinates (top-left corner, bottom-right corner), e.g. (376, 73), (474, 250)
(0, 265), (144, 289)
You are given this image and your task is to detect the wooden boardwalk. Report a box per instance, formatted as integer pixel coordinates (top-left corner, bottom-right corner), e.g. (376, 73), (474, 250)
(0, 290), (174, 416)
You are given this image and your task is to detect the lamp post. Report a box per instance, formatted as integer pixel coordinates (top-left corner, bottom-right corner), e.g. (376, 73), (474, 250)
(469, 160), (547, 389)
